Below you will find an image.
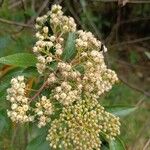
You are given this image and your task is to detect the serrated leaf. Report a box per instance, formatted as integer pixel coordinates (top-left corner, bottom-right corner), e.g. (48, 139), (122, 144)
(105, 106), (137, 117)
(145, 51), (150, 59)
(0, 53), (37, 67)
(109, 137), (126, 150)
(62, 32), (76, 61)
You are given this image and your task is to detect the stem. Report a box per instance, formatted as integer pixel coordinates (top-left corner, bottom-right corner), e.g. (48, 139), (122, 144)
(11, 124), (19, 149)
(23, 124), (28, 150)
(30, 80), (48, 101)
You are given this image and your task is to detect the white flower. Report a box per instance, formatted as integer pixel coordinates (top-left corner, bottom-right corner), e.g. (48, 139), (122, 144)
(11, 103), (18, 110)
(55, 49), (62, 56)
(7, 76), (33, 123)
(35, 96), (53, 128)
(43, 26), (49, 33)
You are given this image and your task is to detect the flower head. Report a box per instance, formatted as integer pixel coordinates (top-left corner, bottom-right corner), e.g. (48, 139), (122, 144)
(47, 98), (120, 150)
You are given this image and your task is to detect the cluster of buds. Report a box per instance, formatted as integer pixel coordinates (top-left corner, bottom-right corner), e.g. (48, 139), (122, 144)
(47, 98), (120, 150)
(34, 96), (53, 128)
(6, 76), (33, 123)
(57, 62), (81, 80)
(49, 4), (76, 33)
(33, 4), (76, 74)
(76, 30), (101, 50)
(82, 51), (118, 99)
(53, 81), (81, 105)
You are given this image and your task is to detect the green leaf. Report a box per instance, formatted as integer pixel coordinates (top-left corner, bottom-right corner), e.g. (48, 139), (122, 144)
(0, 68), (23, 95)
(129, 51), (139, 64)
(145, 51), (150, 59)
(105, 106), (137, 117)
(0, 53), (37, 67)
(74, 64), (85, 74)
(49, 61), (58, 71)
(101, 145), (109, 150)
(0, 110), (8, 134)
(109, 137), (126, 150)
(26, 135), (49, 150)
(22, 67), (39, 77)
(0, 67), (38, 101)
(62, 32), (76, 61)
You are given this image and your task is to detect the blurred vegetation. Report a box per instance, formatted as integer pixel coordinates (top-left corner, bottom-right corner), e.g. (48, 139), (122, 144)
(0, 0), (150, 150)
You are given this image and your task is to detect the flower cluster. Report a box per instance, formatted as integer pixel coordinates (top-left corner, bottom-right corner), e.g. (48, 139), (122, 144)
(76, 30), (101, 51)
(6, 76), (33, 123)
(49, 4), (76, 33)
(81, 51), (118, 99)
(32, 4), (120, 148)
(47, 98), (120, 150)
(33, 4), (118, 105)
(33, 4), (76, 74)
(6, 4), (121, 150)
(53, 81), (81, 105)
(34, 96), (53, 128)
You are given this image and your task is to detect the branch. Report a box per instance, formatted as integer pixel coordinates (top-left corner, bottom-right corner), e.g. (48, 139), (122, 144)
(0, 18), (33, 28)
(118, 76), (150, 97)
(96, 0), (150, 3)
(30, 80), (48, 101)
(143, 139), (150, 150)
(9, 0), (28, 9)
(110, 36), (150, 48)
(27, 0), (49, 24)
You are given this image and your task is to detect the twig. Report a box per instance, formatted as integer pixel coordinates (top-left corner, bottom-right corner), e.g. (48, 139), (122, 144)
(31, 0), (35, 12)
(30, 80), (48, 101)
(0, 18), (33, 28)
(110, 36), (150, 48)
(11, 124), (20, 149)
(24, 125), (28, 149)
(27, 0), (49, 24)
(131, 118), (150, 150)
(136, 95), (146, 107)
(9, 0), (28, 9)
(65, 0), (86, 30)
(143, 139), (150, 150)
(0, 0), (4, 7)
(80, 0), (102, 39)
(95, 0), (150, 3)
(105, 16), (150, 44)
(118, 76), (150, 97)
(113, 58), (150, 69)
(52, 0), (63, 5)
(118, 16), (150, 25)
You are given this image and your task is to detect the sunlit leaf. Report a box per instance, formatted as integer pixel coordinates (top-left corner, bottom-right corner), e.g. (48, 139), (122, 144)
(0, 53), (37, 67)
(105, 106), (137, 117)
(109, 137), (125, 150)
